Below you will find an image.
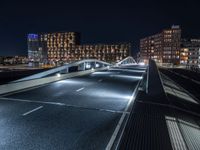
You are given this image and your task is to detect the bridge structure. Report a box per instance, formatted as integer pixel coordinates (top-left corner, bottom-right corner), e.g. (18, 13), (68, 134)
(115, 56), (137, 66)
(0, 57), (200, 150)
(15, 59), (111, 82)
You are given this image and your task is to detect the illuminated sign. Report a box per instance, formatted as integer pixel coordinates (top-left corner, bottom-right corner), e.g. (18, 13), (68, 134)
(28, 34), (38, 39)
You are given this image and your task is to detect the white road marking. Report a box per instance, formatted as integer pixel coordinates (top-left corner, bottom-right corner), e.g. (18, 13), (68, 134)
(76, 87), (84, 92)
(0, 97), (66, 106)
(22, 106), (43, 116)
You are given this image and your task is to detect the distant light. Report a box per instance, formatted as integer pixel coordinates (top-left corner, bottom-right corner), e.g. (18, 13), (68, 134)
(111, 74), (143, 80)
(139, 62), (145, 66)
(107, 66), (110, 69)
(91, 68), (94, 71)
(28, 34), (38, 39)
(85, 63), (91, 69)
(95, 63), (100, 68)
(56, 73), (61, 77)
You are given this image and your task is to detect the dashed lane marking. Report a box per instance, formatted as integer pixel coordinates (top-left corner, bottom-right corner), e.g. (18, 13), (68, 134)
(22, 106), (43, 116)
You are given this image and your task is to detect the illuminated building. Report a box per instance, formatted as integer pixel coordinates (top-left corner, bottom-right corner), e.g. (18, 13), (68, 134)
(140, 25), (181, 65)
(182, 39), (200, 67)
(74, 44), (130, 63)
(180, 48), (189, 64)
(27, 34), (48, 66)
(0, 56), (28, 65)
(28, 32), (131, 66)
(40, 32), (80, 65)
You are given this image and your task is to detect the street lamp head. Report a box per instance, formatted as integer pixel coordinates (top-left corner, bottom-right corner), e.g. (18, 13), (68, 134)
(56, 73), (61, 77)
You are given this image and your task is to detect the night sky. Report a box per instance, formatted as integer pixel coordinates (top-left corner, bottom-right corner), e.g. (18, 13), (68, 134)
(0, 0), (200, 56)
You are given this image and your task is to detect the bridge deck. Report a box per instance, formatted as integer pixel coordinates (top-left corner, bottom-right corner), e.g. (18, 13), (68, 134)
(0, 65), (144, 150)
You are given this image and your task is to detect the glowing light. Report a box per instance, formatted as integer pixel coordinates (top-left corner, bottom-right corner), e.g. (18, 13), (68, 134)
(111, 74), (143, 80)
(139, 62), (145, 66)
(109, 68), (146, 73)
(85, 89), (132, 100)
(95, 63), (100, 68)
(28, 34), (38, 39)
(91, 72), (114, 75)
(85, 63), (91, 69)
(56, 73), (61, 77)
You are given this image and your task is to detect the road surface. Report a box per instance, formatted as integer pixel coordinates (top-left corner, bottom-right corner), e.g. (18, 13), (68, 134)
(0, 65), (145, 150)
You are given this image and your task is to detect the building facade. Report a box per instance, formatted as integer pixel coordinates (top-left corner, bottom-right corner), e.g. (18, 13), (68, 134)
(180, 48), (189, 65)
(181, 39), (200, 67)
(140, 25), (181, 65)
(74, 44), (130, 63)
(28, 32), (131, 66)
(28, 34), (48, 67)
(0, 56), (28, 65)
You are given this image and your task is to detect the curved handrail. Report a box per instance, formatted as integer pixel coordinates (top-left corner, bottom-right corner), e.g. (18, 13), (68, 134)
(116, 56), (137, 65)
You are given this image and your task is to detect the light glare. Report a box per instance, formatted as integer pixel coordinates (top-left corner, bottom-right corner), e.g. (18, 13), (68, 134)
(56, 73), (61, 77)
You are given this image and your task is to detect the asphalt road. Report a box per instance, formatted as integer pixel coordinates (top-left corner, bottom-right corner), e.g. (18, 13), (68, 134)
(0, 65), (145, 150)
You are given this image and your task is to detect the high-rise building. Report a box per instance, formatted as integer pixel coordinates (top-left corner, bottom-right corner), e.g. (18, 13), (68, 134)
(28, 32), (131, 66)
(140, 25), (181, 64)
(28, 34), (41, 66)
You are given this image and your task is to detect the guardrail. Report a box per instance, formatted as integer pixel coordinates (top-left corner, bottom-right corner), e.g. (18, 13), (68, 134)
(0, 67), (107, 95)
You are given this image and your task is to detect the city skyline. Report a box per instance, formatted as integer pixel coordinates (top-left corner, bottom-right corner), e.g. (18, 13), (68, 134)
(1, 1), (200, 149)
(0, 0), (200, 56)
(27, 32), (131, 66)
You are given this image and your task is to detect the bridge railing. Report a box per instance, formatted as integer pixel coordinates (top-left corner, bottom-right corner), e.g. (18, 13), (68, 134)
(13, 59), (111, 82)
(116, 56), (137, 66)
(0, 67), (107, 95)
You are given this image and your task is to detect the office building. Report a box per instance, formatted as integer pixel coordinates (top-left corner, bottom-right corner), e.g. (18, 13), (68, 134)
(140, 25), (181, 65)
(28, 34), (44, 67)
(180, 48), (189, 65)
(28, 32), (131, 66)
(74, 44), (130, 63)
(181, 39), (200, 67)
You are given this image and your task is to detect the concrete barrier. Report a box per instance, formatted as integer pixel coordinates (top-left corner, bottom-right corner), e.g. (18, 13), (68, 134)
(0, 68), (106, 95)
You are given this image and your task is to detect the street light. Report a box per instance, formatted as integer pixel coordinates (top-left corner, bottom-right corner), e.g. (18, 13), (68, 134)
(56, 73), (61, 77)
(95, 63), (100, 68)
(139, 62), (145, 66)
(85, 63), (91, 69)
